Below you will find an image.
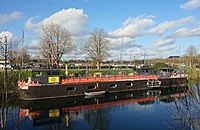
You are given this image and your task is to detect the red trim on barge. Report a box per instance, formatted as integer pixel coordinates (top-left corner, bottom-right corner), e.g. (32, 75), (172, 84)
(61, 75), (158, 84)
(18, 75), (158, 88)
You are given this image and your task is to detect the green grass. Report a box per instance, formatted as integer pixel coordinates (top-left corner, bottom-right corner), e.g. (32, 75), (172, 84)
(0, 70), (32, 91)
(186, 67), (200, 84)
(0, 70), (32, 80)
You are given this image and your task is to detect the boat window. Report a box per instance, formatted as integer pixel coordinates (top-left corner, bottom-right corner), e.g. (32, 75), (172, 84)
(110, 84), (117, 88)
(88, 86), (96, 90)
(33, 72), (48, 77)
(51, 71), (60, 75)
(126, 83), (134, 87)
(66, 87), (76, 91)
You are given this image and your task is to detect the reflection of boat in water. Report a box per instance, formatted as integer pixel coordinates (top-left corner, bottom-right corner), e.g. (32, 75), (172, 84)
(84, 91), (106, 96)
(147, 90), (161, 97)
(19, 86), (188, 114)
(19, 86), (188, 128)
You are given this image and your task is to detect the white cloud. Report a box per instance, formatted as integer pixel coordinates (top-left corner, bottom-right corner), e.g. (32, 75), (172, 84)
(181, 0), (200, 10)
(0, 11), (22, 25)
(154, 38), (176, 47)
(26, 40), (40, 57)
(168, 26), (200, 39)
(0, 31), (14, 44)
(190, 26), (200, 36)
(24, 10), (200, 60)
(129, 47), (159, 57)
(173, 28), (190, 38)
(108, 37), (140, 50)
(152, 24), (200, 55)
(25, 8), (88, 36)
(25, 8), (89, 59)
(130, 48), (144, 56)
(25, 16), (40, 31)
(105, 50), (119, 61)
(159, 44), (177, 51)
(144, 49), (159, 57)
(148, 16), (195, 35)
(107, 16), (196, 58)
(0, 31), (22, 49)
(0, 31), (13, 39)
(108, 15), (155, 38)
(26, 40), (40, 50)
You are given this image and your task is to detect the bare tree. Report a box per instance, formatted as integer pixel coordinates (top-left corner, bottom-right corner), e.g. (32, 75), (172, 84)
(83, 28), (109, 69)
(39, 24), (74, 68)
(186, 45), (198, 68)
(9, 48), (30, 65)
(0, 36), (12, 130)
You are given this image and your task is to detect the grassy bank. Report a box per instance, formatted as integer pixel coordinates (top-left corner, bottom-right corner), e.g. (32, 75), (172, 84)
(186, 67), (200, 84)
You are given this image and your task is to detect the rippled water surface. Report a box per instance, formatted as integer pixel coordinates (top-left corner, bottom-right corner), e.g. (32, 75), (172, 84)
(4, 86), (195, 130)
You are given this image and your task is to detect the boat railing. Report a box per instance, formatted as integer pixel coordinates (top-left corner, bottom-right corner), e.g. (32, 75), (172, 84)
(170, 73), (188, 78)
(61, 75), (158, 84)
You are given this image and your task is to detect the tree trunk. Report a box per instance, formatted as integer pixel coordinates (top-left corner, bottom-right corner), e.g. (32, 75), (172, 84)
(190, 57), (193, 68)
(56, 60), (59, 69)
(97, 60), (100, 70)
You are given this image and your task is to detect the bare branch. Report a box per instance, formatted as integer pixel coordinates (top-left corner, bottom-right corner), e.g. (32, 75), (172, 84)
(39, 23), (74, 68)
(82, 28), (110, 69)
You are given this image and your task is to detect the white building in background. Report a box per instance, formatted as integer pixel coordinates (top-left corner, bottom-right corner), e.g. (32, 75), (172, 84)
(0, 60), (12, 69)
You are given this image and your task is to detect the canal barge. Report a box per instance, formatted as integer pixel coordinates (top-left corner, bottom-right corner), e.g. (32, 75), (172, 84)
(18, 68), (188, 100)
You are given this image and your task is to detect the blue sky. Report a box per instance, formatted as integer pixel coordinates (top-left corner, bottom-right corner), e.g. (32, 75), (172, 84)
(0, 0), (200, 61)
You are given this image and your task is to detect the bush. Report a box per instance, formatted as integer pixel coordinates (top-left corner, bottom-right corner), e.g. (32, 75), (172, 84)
(0, 70), (32, 92)
(153, 62), (171, 71)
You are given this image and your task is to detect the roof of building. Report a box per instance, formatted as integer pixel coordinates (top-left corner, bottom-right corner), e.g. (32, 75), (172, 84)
(168, 56), (180, 58)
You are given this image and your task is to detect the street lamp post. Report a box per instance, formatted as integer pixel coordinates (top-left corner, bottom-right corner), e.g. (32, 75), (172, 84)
(21, 30), (24, 68)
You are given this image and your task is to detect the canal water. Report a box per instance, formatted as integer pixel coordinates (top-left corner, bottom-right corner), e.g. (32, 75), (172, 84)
(3, 86), (199, 130)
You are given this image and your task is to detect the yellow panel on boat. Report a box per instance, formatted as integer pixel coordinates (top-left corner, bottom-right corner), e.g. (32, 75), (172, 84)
(49, 109), (60, 117)
(65, 64), (68, 75)
(48, 76), (60, 83)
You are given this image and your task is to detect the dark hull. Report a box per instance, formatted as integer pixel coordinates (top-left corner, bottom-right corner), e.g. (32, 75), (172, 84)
(19, 86), (188, 127)
(20, 77), (187, 100)
(159, 77), (187, 87)
(20, 86), (188, 111)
